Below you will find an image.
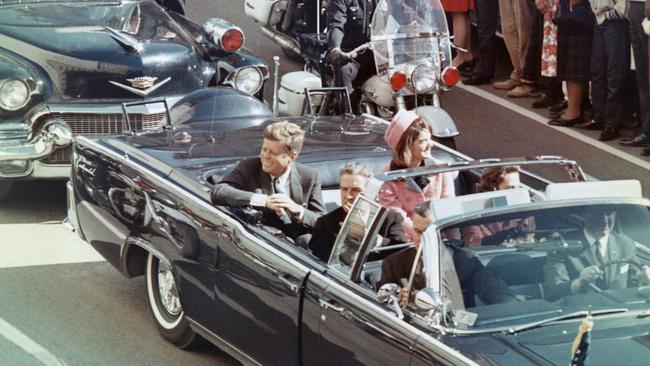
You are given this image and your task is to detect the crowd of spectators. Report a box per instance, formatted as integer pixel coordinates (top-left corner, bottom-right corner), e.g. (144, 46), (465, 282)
(460, 0), (650, 154)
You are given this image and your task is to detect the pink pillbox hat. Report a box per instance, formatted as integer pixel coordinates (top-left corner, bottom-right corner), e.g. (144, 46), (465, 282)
(384, 109), (419, 149)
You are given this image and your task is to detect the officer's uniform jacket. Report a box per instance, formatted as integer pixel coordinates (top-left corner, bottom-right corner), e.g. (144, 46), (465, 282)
(327, 0), (375, 50)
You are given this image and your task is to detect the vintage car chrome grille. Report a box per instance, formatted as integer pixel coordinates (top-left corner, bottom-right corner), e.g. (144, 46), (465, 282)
(40, 112), (166, 164)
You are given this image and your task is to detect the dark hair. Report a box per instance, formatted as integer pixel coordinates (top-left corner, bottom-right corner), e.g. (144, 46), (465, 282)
(413, 201), (432, 219)
(477, 166), (520, 193)
(389, 118), (432, 170)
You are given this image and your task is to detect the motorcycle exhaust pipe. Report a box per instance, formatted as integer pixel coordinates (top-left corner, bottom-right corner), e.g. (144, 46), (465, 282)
(259, 26), (301, 56)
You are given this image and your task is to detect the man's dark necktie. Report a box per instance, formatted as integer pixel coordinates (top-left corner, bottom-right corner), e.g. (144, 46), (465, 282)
(273, 177), (285, 194)
(273, 178), (292, 224)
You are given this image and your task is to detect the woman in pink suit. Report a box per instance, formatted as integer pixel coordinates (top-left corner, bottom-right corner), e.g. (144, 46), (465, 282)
(378, 110), (456, 239)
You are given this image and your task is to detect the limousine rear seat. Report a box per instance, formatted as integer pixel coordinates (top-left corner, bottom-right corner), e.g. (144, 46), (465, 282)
(205, 148), (475, 211)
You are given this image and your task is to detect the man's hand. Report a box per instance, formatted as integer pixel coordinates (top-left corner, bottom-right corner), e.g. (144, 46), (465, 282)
(266, 194), (303, 216)
(571, 265), (603, 292)
(326, 47), (346, 65)
(535, 0), (547, 13)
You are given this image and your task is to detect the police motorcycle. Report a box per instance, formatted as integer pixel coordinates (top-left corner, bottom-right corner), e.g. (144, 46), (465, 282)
(272, 0), (461, 147)
(244, 0), (327, 61)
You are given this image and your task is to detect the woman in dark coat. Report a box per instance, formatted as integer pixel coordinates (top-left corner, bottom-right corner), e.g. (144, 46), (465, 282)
(550, 0), (596, 126)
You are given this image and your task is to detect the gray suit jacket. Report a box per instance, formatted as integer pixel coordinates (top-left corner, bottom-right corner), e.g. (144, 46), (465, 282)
(211, 158), (326, 228)
(543, 231), (639, 301)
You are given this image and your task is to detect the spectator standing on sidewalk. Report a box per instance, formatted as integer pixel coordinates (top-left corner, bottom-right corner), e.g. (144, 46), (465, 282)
(443, 0), (476, 70)
(532, 0), (566, 109)
(508, 0), (544, 97)
(463, 0), (499, 85)
(548, 0), (596, 127)
(493, 0), (534, 91)
(620, 0), (650, 154)
(581, 0), (631, 141)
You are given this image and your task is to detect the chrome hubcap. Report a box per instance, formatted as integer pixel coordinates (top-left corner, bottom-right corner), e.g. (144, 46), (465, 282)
(157, 261), (182, 316)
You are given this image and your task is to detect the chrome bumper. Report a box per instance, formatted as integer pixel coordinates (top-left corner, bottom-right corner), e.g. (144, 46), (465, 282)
(0, 120), (73, 162)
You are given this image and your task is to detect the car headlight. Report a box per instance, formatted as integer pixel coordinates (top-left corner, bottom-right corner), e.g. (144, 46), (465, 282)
(231, 67), (263, 95)
(411, 64), (436, 93)
(0, 78), (31, 111)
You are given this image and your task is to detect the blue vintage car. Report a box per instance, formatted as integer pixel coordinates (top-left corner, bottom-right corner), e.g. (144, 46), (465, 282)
(68, 88), (650, 365)
(0, 0), (268, 200)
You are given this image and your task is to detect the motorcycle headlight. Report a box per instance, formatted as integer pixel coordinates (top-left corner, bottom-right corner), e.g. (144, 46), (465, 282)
(411, 64), (436, 93)
(230, 67), (263, 95)
(0, 78), (31, 111)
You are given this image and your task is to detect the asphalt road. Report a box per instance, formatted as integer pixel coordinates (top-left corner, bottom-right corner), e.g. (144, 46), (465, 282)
(2, 0), (650, 365)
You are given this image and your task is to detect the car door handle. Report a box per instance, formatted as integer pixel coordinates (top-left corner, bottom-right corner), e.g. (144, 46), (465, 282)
(319, 299), (344, 312)
(277, 274), (301, 294)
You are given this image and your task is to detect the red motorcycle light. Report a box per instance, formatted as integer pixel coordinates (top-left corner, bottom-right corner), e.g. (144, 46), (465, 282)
(390, 71), (407, 91)
(221, 28), (244, 53)
(441, 67), (460, 87)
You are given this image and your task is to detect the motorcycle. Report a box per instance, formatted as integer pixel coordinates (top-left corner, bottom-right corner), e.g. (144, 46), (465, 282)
(244, 0), (327, 61)
(271, 0), (461, 147)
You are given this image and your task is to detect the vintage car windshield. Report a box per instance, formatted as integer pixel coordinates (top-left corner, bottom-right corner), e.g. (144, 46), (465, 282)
(371, 0), (452, 75)
(430, 202), (650, 331)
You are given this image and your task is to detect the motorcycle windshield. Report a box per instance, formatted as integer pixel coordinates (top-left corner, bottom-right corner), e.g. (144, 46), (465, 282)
(371, 0), (452, 75)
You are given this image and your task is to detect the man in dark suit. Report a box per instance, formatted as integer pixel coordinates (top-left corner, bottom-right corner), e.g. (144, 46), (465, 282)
(380, 203), (517, 308)
(309, 162), (407, 262)
(543, 209), (650, 301)
(212, 121), (326, 237)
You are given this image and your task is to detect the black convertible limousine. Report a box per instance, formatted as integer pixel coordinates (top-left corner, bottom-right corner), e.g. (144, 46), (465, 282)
(68, 88), (650, 365)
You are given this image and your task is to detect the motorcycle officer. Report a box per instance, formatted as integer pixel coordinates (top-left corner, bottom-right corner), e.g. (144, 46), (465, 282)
(326, 0), (377, 112)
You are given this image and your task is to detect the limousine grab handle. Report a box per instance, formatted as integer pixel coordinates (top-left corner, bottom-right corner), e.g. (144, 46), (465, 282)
(319, 299), (344, 313)
(277, 274), (300, 294)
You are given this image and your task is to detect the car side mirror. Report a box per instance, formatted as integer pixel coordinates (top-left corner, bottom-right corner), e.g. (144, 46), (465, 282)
(414, 288), (444, 312)
(377, 283), (404, 320)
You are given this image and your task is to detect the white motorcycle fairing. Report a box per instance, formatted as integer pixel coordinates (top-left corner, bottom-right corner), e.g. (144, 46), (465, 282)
(360, 74), (395, 107)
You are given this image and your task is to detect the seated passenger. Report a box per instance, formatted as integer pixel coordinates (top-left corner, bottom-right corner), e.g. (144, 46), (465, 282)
(543, 208), (650, 301)
(462, 166), (535, 247)
(378, 110), (456, 240)
(309, 162), (408, 262)
(380, 202), (517, 308)
(211, 121), (326, 238)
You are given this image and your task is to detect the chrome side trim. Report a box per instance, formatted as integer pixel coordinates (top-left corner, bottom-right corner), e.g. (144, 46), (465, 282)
(123, 236), (172, 275)
(187, 318), (262, 366)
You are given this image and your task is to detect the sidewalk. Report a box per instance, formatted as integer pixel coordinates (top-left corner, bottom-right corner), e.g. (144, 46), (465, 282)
(0, 223), (103, 269)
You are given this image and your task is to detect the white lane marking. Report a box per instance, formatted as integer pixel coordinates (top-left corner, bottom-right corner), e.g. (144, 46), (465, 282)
(456, 83), (650, 171)
(0, 318), (67, 366)
(0, 223), (104, 269)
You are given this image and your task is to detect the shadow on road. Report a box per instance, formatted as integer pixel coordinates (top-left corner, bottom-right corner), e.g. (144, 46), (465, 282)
(0, 180), (67, 224)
